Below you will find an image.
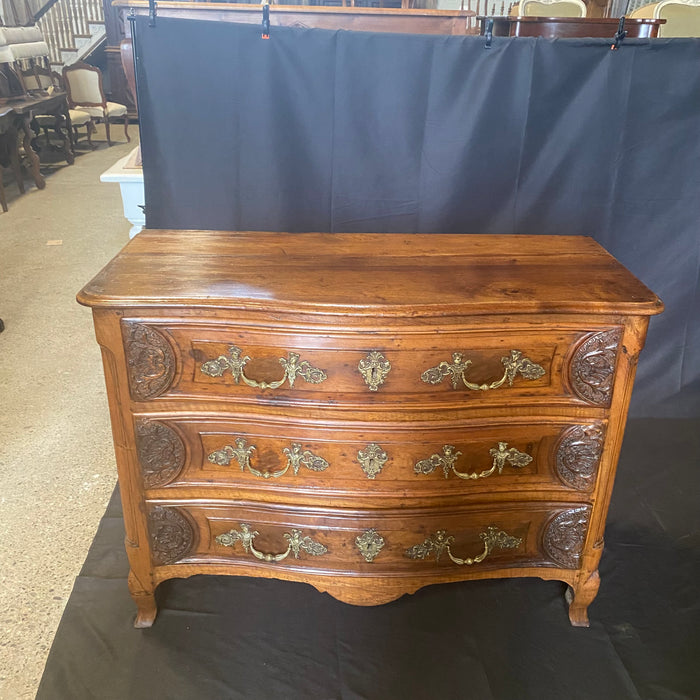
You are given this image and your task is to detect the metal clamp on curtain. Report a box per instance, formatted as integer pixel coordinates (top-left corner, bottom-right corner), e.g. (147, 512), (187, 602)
(611, 17), (627, 49)
(484, 18), (494, 49)
(262, 2), (271, 39)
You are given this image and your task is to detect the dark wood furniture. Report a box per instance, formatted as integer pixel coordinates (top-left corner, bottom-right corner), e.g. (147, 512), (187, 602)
(478, 15), (666, 37)
(78, 231), (662, 628)
(118, 1), (473, 35)
(0, 91), (75, 193)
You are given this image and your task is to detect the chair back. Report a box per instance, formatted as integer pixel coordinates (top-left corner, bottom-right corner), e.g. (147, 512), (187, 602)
(62, 61), (106, 109)
(655, 0), (700, 36)
(520, 0), (587, 15)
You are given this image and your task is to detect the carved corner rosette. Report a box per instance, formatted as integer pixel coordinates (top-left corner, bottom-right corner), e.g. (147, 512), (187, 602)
(543, 507), (591, 569)
(136, 419), (186, 488)
(555, 424), (605, 491)
(569, 329), (622, 406)
(147, 506), (194, 566)
(122, 322), (176, 401)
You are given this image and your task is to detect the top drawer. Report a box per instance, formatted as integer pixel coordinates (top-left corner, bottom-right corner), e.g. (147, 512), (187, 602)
(121, 319), (623, 410)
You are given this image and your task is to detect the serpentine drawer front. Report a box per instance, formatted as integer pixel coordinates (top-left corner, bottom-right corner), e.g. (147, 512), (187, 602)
(120, 321), (624, 409)
(77, 231), (663, 628)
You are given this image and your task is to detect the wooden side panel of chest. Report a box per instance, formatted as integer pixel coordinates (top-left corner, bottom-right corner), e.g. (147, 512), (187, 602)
(78, 232), (662, 629)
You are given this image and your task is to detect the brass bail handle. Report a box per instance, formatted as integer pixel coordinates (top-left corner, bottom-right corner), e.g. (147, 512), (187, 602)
(201, 345), (327, 390)
(421, 349), (545, 391)
(215, 524), (328, 562)
(208, 437), (329, 479)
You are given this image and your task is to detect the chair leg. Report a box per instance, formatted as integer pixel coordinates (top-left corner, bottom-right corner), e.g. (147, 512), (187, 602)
(9, 134), (24, 195)
(0, 169), (8, 213)
(124, 115), (130, 143)
(87, 120), (95, 148)
(105, 117), (112, 146)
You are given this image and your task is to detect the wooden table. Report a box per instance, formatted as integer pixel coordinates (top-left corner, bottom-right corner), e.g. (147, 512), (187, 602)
(0, 91), (75, 194)
(477, 16), (665, 38)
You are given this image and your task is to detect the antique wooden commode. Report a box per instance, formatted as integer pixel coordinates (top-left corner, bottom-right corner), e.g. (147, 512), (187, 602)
(77, 230), (662, 627)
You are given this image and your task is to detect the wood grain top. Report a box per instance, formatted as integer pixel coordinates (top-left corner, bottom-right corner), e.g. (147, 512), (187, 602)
(77, 231), (663, 317)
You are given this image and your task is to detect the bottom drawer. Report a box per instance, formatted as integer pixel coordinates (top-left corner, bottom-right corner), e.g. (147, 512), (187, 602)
(146, 500), (591, 575)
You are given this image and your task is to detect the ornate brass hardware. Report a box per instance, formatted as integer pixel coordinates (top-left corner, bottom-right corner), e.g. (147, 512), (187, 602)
(358, 351), (391, 391)
(355, 528), (386, 563)
(200, 345), (327, 389)
(405, 526), (521, 566)
(215, 524), (327, 562)
(208, 438), (329, 479)
(414, 442), (532, 480)
(357, 443), (388, 479)
(420, 349), (545, 391)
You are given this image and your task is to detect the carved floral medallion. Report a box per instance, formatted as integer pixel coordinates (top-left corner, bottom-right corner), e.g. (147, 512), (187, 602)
(123, 322), (175, 401)
(147, 506), (194, 566)
(543, 507), (591, 569)
(570, 329), (622, 406)
(136, 419), (185, 488)
(555, 425), (605, 491)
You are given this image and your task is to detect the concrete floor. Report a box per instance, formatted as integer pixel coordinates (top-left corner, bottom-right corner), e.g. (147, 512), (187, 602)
(0, 126), (138, 699)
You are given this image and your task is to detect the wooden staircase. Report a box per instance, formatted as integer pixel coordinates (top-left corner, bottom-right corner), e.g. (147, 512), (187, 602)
(35, 0), (105, 71)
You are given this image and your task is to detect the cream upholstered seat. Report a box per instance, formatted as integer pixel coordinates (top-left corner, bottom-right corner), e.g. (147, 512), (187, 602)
(629, 0), (700, 36)
(21, 67), (96, 148)
(518, 0), (587, 15)
(62, 61), (130, 146)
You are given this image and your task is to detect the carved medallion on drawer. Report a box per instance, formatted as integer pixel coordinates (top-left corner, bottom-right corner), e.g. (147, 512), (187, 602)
(216, 524), (327, 562)
(135, 420), (185, 488)
(355, 528), (386, 563)
(570, 329), (622, 405)
(147, 506), (194, 566)
(555, 425), (605, 491)
(405, 526), (522, 566)
(421, 349), (545, 391)
(543, 507), (591, 569)
(122, 322), (175, 401)
(415, 442), (532, 481)
(200, 345), (327, 389)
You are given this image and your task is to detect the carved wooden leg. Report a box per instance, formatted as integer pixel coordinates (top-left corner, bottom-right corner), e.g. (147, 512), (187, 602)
(566, 540), (604, 627)
(20, 116), (45, 189)
(8, 127), (25, 194)
(105, 118), (113, 146)
(124, 115), (130, 143)
(566, 570), (600, 627)
(128, 570), (158, 628)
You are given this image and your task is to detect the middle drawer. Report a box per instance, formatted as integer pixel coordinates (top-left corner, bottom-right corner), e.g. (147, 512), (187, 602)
(135, 414), (606, 498)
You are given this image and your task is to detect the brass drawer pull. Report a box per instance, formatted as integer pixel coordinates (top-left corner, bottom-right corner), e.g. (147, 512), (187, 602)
(201, 345), (327, 389)
(208, 437), (329, 479)
(216, 524), (328, 562)
(421, 349), (545, 391)
(405, 526), (521, 566)
(415, 442), (532, 480)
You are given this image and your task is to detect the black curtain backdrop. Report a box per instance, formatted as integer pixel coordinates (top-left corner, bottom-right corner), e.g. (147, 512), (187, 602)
(134, 17), (700, 418)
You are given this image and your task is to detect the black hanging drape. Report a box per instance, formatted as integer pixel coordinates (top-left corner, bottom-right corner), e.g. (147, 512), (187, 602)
(134, 17), (700, 418)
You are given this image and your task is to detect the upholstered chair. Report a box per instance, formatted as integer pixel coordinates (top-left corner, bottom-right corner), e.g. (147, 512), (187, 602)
(629, 0), (700, 36)
(513, 0), (587, 15)
(62, 61), (130, 146)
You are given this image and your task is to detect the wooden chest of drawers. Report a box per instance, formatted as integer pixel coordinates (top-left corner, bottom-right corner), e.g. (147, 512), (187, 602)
(77, 231), (662, 628)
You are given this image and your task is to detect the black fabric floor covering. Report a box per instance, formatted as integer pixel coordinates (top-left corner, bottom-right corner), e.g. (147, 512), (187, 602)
(37, 419), (700, 700)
